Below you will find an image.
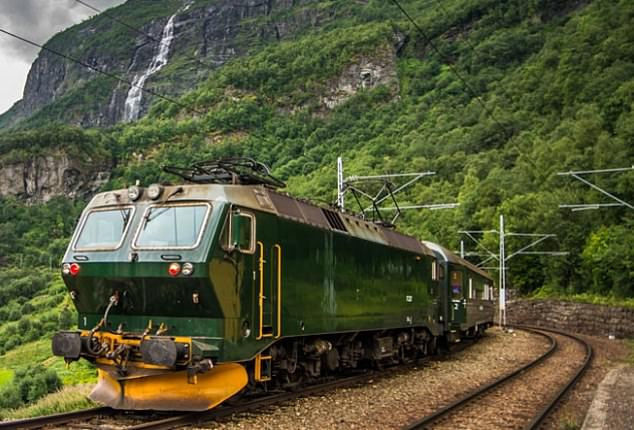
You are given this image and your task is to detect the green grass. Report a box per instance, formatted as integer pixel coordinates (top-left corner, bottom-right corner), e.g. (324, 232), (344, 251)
(0, 369), (13, 388)
(529, 288), (634, 309)
(1, 384), (96, 420)
(0, 339), (97, 386)
(0, 340), (52, 369)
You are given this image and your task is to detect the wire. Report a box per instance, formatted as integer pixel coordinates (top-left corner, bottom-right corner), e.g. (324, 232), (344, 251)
(432, 0), (482, 63)
(74, 0), (224, 69)
(0, 27), (204, 116)
(388, 0), (512, 139)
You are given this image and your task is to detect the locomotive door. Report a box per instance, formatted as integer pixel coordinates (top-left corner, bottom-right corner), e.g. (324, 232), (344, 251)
(450, 270), (466, 326)
(254, 215), (282, 340)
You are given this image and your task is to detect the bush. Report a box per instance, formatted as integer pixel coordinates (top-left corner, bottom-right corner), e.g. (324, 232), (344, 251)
(3, 336), (20, 352)
(58, 308), (73, 330)
(17, 317), (31, 333)
(0, 385), (22, 410)
(0, 366), (62, 410)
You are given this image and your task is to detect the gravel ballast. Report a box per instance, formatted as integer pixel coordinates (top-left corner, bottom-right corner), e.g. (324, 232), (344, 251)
(194, 328), (549, 430)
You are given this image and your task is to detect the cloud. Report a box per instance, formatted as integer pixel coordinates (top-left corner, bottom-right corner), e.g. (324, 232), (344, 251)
(0, 0), (126, 113)
(0, 0), (126, 63)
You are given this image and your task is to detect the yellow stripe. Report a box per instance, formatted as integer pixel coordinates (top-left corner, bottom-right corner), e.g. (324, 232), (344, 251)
(256, 241), (264, 340)
(274, 244), (282, 338)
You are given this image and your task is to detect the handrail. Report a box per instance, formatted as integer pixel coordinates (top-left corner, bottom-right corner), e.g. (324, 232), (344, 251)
(256, 241), (264, 340)
(274, 244), (282, 338)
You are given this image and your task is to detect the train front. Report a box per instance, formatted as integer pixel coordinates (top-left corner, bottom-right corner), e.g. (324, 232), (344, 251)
(51, 184), (247, 411)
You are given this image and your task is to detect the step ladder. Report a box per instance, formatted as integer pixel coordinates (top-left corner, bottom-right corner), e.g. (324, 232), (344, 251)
(254, 352), (272, 382)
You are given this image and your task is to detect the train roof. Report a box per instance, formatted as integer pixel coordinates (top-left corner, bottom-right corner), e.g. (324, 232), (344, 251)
(422, 241), (493, 281)
(89, 183), (435, 257)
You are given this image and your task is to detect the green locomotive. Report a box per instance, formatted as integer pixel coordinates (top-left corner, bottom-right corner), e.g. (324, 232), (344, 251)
(52, 159), (494, 411)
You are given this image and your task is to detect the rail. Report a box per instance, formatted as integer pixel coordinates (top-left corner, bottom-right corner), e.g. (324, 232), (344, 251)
(402, 326), (593, 430)
(0, 406), (114, 429)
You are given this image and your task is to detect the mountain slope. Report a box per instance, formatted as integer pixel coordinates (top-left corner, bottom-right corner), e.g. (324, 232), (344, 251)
(0, 0), (383, 128)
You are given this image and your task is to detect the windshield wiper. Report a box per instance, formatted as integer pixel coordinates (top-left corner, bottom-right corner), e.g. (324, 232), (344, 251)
(119, 208), (130, 232)
(144, 187), (184, 225)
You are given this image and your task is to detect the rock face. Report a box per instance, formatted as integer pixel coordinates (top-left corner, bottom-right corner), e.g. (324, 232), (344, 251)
(506, 299), (634, 339)
(0, 0), (366, 128)
(21, 49), (68, 120)
(0, 153), (110, 202)
(322, 42), (401, 110)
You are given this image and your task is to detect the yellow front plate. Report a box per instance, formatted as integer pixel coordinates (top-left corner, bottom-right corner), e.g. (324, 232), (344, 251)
(90, 363), (248, 411)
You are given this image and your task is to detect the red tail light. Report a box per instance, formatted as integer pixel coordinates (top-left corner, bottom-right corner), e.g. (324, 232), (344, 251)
(168, 263), (181, 277)
(69, 263), (81, 276)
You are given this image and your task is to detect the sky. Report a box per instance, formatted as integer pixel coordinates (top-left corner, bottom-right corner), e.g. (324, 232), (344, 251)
(0, 0), (126, 114)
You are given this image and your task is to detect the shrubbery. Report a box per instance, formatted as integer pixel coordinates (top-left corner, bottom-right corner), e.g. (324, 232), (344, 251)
(0, 366), (61, 410)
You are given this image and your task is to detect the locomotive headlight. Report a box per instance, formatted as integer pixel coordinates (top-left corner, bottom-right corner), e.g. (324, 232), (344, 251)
(182, 262), (194, 276)
(62, 263), (71, 275)
(128, 185), (142, 201)
(147, 183), (163, 200)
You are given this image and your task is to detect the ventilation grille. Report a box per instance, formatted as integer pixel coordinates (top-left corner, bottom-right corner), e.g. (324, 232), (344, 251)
(321, 209), (348, 232)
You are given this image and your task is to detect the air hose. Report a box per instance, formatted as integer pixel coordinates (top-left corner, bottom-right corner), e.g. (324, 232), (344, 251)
(86, 295), (119, 356)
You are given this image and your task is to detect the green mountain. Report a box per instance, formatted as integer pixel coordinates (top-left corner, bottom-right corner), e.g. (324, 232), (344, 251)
(0, 0), (633, 415)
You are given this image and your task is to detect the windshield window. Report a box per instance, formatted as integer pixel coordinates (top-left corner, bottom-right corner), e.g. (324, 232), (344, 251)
(135, 204), (210, 249)
(74, 208), (132, 250)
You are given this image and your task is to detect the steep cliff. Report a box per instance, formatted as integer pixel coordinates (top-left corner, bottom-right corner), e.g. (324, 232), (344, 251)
(0, 126), (112, 202)
(0, 153), (110, 203)
(0, 0), (364, 128)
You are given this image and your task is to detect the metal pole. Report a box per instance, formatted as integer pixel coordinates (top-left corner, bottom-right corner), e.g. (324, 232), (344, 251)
(460, 240), (465, 259)
(499, 214), (506, 327)
(337, 157), (344, 212)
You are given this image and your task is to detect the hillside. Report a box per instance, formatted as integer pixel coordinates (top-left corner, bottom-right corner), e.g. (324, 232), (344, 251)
(0, 0), (372, 128)
(0, 0), (633, 415)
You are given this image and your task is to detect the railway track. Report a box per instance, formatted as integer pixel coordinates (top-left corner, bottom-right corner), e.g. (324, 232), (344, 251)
(0, 406), (115, 429)
(0, 334), (502, 430)
(0, 370), (388, 430)
(402, 326), (593, 430)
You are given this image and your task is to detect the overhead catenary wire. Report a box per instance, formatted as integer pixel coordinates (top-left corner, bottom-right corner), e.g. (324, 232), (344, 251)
(0, 27), (204, 116)
(432, 0), (482, 61)
(388, 0), (512, 140)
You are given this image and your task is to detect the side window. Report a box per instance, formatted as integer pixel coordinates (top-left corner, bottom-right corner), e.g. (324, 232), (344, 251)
(468, 278), (473, 299)
(483, 283), (489, 300)
(228, 208), (255, 254)
(450, 271), (462, 298)
(431, 260), (437, 281)
(439, 264), (445, 280)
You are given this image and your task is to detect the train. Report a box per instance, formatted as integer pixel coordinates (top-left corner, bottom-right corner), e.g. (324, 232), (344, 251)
(52, 159), (495, 411)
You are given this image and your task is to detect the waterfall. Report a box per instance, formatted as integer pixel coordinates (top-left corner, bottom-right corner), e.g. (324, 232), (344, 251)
(123, 13), (178, 122)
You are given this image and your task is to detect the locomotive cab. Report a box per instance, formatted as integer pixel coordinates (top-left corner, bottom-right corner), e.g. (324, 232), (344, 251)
(52, 184), (252, 410)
